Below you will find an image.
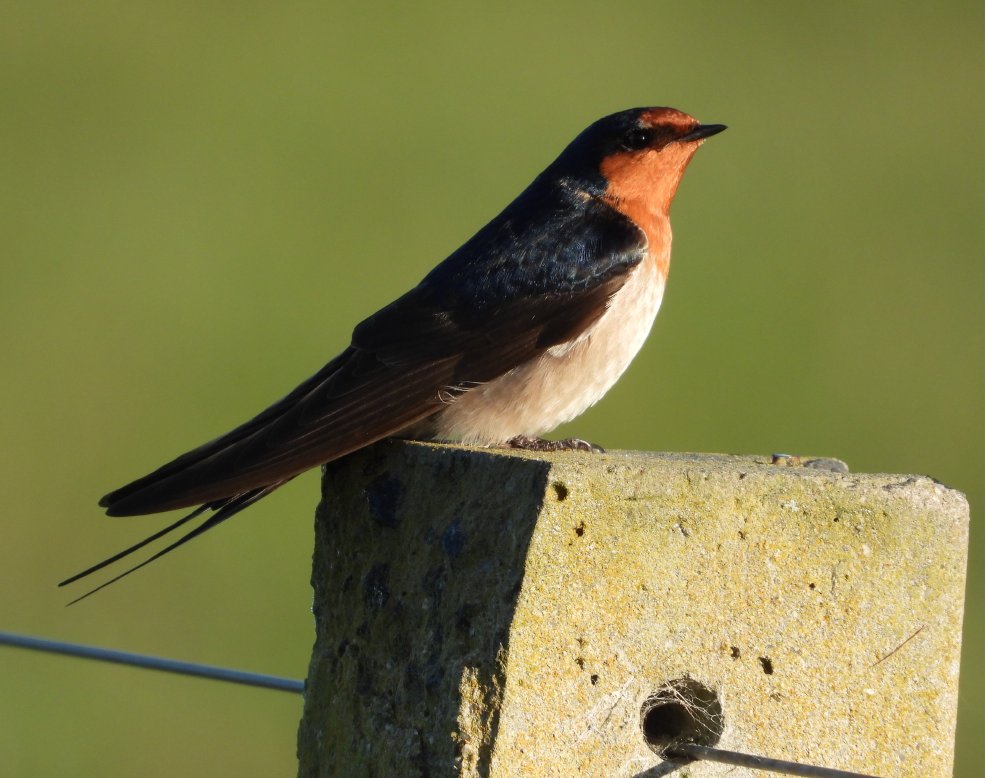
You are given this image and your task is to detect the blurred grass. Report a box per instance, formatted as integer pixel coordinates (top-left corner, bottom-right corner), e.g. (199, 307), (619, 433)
(0, 2), (980, 776)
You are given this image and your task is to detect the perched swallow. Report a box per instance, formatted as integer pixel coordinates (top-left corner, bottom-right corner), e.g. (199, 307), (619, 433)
(61, 106), (725, 601)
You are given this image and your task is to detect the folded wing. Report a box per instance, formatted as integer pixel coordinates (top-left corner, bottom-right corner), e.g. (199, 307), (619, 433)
(100, 186), (646, 517)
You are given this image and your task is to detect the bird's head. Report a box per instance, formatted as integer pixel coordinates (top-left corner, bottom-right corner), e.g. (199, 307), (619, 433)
(549, 107), (726, 212)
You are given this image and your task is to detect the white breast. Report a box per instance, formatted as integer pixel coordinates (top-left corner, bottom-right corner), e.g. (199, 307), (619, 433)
(429, 259), (666, 445)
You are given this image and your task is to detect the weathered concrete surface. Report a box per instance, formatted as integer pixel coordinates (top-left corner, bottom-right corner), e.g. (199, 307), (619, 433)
(296, 443), (968, 777)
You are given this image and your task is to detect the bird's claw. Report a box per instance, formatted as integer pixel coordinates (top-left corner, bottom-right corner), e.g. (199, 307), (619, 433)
(505, 435), (604, 453)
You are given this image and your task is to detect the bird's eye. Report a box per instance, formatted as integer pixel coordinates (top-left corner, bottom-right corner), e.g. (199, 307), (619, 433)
(623, 128), (652, 150)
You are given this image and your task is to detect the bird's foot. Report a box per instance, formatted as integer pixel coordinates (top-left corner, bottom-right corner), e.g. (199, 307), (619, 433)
(505, 435), (605, 453)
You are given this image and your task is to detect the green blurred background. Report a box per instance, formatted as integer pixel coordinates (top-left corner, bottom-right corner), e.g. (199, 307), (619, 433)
(1, 2), (980, 776)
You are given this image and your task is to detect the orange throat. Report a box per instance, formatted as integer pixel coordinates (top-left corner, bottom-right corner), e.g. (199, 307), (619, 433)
(600, 143), (700, 278)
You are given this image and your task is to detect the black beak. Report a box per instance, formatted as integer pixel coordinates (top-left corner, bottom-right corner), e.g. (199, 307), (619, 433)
(679, 124), (727, 142)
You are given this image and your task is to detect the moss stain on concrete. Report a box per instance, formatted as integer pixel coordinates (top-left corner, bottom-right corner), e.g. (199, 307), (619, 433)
(298, 443), (967, 777)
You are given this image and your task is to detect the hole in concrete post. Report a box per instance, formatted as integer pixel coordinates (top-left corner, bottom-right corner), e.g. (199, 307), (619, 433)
(639, 678), (724, 757)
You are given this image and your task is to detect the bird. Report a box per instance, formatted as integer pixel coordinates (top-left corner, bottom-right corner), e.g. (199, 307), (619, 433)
(60, 106), (725, 601)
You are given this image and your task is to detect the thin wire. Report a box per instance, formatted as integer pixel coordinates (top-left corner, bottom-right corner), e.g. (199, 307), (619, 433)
(0, 632), (889, 777)
(666, 744), (879, 778)
(0, 630), (305, 694)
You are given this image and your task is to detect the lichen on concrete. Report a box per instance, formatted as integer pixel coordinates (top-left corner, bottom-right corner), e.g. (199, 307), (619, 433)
(296, 443), (968, 777)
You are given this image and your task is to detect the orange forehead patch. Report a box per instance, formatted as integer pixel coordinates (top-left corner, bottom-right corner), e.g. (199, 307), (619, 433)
(638, 107), (697, 130)
(640, 108), (698, 130)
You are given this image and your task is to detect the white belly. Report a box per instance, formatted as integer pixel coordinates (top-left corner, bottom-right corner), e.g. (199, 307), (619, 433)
(430, 260), (665, 444)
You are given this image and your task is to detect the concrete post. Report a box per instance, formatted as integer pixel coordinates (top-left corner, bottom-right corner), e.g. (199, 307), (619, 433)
(296, 442), (968, 777)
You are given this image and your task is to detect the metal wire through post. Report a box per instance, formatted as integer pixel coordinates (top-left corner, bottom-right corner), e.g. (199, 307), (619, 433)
(665, 744), (880, 778)
(0, 632), (892, 777)
(0, 630), (305, 694)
